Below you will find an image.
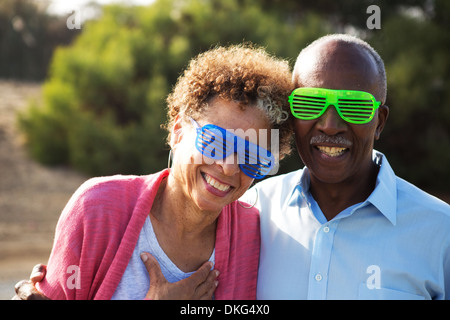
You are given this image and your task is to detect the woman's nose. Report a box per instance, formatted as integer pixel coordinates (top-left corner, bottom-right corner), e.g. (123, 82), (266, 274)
(216, 153), (240, 176)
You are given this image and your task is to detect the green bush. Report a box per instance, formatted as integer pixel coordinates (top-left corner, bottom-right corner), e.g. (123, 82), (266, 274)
(18, 80), (76, 165)
(18, 5), (172, 175)
(18, 0), (449, 195)
(18, 0), (329, 176)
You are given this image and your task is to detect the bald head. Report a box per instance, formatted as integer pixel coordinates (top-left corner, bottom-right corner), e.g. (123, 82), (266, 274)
(293, 34), (387, 104)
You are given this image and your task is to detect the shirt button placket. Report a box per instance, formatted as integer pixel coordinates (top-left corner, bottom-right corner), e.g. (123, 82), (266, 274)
(307, 223), (335, 299)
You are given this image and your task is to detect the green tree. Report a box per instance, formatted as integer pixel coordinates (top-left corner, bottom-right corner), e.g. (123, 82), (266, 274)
(18, 0), (450, 196)
(18, 0), (330, 176)
(0, 0), (79, 80)
(371, 5), (450, 192)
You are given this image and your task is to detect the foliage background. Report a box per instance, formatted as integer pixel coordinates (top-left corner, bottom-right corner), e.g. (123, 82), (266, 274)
(2, 0), (449, 196)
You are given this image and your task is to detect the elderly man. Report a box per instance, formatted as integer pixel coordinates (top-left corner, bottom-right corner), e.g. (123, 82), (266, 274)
(252, 34), (450, 300)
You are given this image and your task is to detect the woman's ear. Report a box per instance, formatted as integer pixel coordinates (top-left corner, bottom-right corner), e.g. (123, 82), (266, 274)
(170, 115), (184, 148)
(375, 105), (389, 140)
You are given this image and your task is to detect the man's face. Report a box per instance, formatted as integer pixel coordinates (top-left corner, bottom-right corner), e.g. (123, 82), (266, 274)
(293, 41), (389, 185)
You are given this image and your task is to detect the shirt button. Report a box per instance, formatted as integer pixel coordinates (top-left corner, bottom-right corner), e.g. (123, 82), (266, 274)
(315, 273), (323, 281)
(323, 226), (330, 233)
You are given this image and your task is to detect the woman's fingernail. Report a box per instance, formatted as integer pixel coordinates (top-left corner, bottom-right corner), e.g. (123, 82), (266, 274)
(140, 253), (148, 262)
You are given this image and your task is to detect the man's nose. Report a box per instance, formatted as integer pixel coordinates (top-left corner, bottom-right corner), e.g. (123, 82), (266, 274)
(316, 105), (348, 135)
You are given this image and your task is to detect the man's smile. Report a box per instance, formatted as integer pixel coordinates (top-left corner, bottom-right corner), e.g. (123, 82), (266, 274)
(316, 146), (348, 157)
(310, 134), (352, 159)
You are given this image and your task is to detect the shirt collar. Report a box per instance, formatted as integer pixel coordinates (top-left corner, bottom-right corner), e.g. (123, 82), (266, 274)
(286, 168), (309, 208)
(287, 150), (398, 225)
(366, 150), (398, 225)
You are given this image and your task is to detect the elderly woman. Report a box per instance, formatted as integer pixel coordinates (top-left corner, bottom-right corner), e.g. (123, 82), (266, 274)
(17, 44), (293, 300)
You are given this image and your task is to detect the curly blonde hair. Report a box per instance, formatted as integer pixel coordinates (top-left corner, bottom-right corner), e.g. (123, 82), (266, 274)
(164, 44), (294, 159)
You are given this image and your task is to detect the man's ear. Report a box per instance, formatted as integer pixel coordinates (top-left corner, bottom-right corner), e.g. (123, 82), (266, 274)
(170, 115), (184, 148)
(375, 105), (389, 140)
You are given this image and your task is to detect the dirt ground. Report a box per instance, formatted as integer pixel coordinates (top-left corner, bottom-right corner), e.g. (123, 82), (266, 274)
(0, 80), (87, 299)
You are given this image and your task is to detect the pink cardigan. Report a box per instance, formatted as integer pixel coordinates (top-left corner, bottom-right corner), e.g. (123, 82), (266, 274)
(36, 169), (260, 300)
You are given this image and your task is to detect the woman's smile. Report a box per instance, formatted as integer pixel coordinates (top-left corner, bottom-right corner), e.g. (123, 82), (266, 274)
(202, 172), (231, 193)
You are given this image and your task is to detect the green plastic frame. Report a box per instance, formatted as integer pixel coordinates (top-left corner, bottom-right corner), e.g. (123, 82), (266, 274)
(289, 87), (381, 124)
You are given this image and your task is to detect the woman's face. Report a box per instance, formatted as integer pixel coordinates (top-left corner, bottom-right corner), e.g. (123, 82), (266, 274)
(170, 97), (271, 213)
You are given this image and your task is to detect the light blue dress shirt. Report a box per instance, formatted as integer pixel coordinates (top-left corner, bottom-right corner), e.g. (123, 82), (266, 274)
(245, 151), (450, 299)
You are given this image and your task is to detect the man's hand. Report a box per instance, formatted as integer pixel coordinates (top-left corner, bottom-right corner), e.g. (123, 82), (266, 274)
(141, 252), (219, 300)
(13, 264), (49, 300)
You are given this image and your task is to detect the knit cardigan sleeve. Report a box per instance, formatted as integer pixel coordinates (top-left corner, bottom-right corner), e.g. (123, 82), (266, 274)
(214, 202), (261, 300)
(36, 171), (167, 300)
